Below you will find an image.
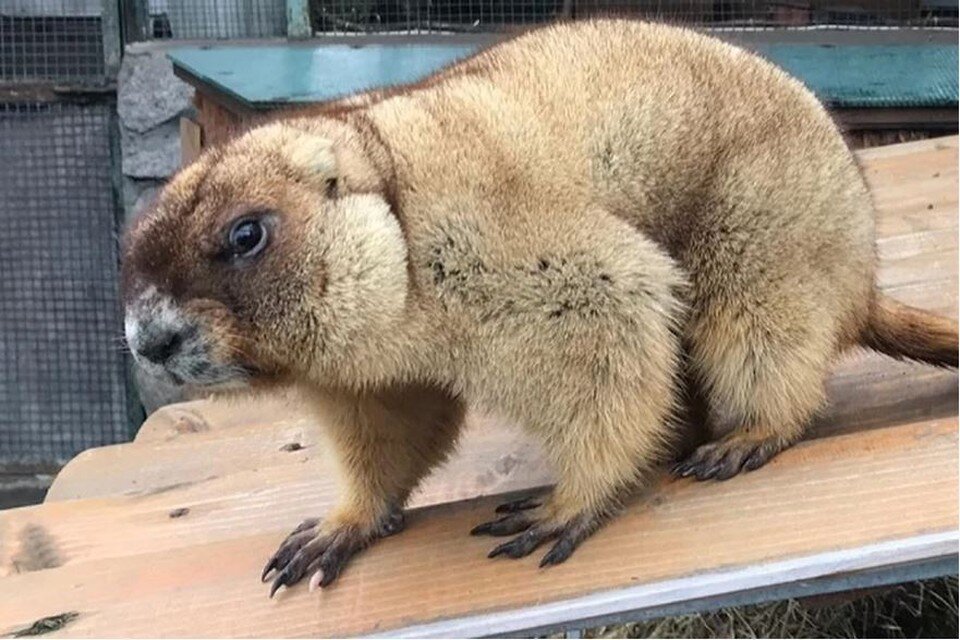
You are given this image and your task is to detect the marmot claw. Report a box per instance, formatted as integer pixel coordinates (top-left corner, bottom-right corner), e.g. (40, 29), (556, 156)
(472, 505), (597, 568)
(263, 509), (404, 597)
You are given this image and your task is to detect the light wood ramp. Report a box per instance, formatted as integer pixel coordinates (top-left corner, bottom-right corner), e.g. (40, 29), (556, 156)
(0, 137), (956, 638)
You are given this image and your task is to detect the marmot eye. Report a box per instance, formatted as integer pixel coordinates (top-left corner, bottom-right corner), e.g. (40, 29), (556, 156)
(227, 218), (268, 259)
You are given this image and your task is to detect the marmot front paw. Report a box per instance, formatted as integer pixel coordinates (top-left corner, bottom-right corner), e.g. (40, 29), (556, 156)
(262, 507), (405, 596)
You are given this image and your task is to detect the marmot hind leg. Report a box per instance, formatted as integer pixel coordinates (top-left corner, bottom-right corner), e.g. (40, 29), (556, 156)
(673, 302), (837, 481)
(470, 225), (686, 565)
(471, 402), (672, 566)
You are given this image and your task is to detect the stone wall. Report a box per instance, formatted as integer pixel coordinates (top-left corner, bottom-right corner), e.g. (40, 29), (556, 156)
(117, 42), (194, 227)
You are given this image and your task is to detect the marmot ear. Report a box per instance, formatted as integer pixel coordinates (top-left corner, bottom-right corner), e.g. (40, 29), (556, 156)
(285, 133), (338, 184)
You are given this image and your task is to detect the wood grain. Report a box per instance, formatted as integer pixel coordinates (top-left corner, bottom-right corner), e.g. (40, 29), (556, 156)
(0, 419), (955, 637)
(46, 414), (318, 502)
(132, 391), (305, 444)
(5, 416), (550, 575)
(179, 117), (202, 167)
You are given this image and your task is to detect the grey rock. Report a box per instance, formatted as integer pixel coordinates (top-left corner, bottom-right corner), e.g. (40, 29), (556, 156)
(121, 119), (181, 179)
(118, 49), (193, 134)
(121, 177), (164, 226)
(133, 183), (163, 218)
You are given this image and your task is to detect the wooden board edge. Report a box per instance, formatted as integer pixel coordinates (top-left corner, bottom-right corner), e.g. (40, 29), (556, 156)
(492, 554), (959, 639)
(180, 116), (202, 166)
(857, 134), (957, 161)
(372, 531), (959, 639)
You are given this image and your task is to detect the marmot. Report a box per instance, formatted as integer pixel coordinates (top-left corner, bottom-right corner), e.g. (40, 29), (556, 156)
(121, 19), (958, 595)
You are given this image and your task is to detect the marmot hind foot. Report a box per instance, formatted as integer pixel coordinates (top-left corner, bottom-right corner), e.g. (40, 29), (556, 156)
(672, 429), (794, 481)
(471, 494), (601, 567)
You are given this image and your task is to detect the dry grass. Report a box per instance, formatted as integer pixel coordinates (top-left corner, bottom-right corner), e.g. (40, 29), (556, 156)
(579, 576), (958, 639)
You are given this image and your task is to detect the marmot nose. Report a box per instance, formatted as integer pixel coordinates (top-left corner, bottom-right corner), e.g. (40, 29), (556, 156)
(137, 328), (184, 364)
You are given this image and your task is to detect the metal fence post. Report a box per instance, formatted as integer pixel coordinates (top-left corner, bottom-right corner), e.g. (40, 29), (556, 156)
(287, 0), (311, 38)
(121, 0), (150, 43)
(101, 0), (123, 81)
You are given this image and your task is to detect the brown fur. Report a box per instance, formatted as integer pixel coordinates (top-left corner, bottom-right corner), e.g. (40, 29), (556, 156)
(863, 293), (959, 368)
(121, 19), (958, 590)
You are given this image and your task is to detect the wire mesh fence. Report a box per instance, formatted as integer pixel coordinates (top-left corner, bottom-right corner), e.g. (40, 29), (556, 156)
(0, 1), (109, 83)
(303, 0), (957, 35)
(0, 101), (133, 467)
(119, 1), (958, 39)
(142, 0), (287, 38)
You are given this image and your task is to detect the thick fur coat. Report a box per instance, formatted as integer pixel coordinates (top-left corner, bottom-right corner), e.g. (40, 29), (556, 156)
(121, 20), (958, 593)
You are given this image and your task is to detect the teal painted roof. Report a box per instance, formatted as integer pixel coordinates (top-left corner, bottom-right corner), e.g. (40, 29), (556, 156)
(169, 43), (958, 110)
(169, 44), (475, 109)
(757, 44), (958, 108)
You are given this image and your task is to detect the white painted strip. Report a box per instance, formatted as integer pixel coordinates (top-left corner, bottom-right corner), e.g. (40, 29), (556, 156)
(707, 25), (958, 32)
(368, 531), (958, 638)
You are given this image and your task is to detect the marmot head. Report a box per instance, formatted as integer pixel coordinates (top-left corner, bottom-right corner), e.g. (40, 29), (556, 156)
(121, 120), (408, 392)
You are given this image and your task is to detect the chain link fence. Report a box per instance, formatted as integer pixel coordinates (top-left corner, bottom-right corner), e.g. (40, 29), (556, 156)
(120, 0), (287, 38)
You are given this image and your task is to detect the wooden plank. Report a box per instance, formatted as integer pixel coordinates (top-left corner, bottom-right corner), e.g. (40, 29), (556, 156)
(875, 200), (958, 237)
(872, 175), (957, 213)
(0, 418), (955, 638)
(857, 135), (957, 161)
(876, 228), (957, 262)
(883, 278), (958, 316)
(179, 117), (202, 166)
(45, 415), (318, 502)
(2, 416), (551, 577)
(192, 91), (246, 148)
(866, 137), (958, 238)
(5, 357), (956, 578)
(134, 390), (305, 444)
(816, 353), (956, 437)
(877, 249), (958, 291)
(9, 352), (951, 575)
(382, 536), (957, 638)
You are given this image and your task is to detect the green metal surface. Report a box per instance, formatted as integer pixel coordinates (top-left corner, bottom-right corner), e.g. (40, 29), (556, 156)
(169, 42), (958, 111)
(170, 43), (475, 109)
(758, 44), (958, 108)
